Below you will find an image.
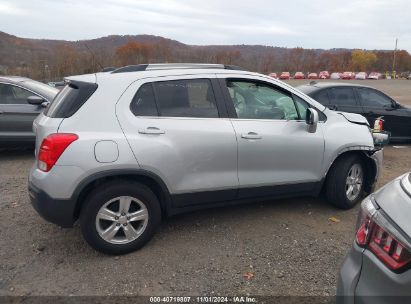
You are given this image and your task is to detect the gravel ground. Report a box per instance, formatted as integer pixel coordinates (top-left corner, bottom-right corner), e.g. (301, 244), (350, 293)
(0, 80), (410, 297)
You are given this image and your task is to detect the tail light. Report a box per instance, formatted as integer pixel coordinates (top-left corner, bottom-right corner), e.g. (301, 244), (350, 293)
(38, 133), (78, 172)
(356, 197), (411, 271)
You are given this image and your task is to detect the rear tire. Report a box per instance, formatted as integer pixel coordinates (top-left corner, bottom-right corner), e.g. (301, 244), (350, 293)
(80, 181), (161, 255)
(326, 155), (365, 209)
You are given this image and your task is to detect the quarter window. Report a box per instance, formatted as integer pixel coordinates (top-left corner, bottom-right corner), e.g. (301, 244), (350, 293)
(130, 83), (158, 116)
(357, 88), (393, 108)
(227, 80), (299, 120)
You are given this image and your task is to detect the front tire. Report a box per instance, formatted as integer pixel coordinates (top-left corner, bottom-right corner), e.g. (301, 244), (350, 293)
(80, 181), (161, 255)
(326, 155), (365, 209)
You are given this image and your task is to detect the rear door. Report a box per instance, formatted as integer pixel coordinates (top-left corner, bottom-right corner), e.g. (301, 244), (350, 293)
(327, 86), (364, 115)
(116, 74), (238, 208)
(218, 75), (325, 199)
(0, 82), (42, 142)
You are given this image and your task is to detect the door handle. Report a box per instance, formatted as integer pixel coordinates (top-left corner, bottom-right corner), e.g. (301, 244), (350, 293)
(138, 127), (165, 135)
(241, 132), (262, 140)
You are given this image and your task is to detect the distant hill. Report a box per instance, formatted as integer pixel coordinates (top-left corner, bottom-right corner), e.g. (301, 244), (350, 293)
(0, 30), (409, 80)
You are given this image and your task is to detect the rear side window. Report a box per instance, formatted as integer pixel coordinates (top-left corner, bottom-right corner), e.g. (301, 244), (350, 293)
(154, 79), (218, 118)
(130, 79), (219, 118)
(45, 81), (98, 118)
(329, 88), (357, 106)
(313, 90), (330, 105)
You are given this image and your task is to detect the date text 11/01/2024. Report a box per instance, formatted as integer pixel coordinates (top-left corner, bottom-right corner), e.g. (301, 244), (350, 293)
(149, 296), (257, 303)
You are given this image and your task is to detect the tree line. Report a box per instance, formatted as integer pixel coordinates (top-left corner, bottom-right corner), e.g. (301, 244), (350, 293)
(5, 40), (411, 82)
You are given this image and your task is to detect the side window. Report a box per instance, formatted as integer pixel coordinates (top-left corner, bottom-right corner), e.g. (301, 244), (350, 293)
(130, 83), (158, 116)
(313, 90), (330, 105)
(227, 80), (299, 120)
(292, 94), (309, 119)
(329, 88), (357, 106)
(357, 88), (393, 108)
(0, 84), (32, 104)
(153, 79), (218, 118)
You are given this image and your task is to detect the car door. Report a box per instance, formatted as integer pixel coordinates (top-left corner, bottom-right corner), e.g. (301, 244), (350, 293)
(218, 76), (325, 199)
(0, 82), (42, 141)
(116, 74), (238, 207)
(355, 87), (411, 139)
(327, 87), (364, 115)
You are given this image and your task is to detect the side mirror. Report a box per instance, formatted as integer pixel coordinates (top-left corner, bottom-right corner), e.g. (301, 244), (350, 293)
(27, 96), (48, 107)
(306, 108), (319, 133)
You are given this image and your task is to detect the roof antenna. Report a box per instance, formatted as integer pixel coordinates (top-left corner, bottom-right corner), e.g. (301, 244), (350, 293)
(309, 80), (317, 86)
(84, 43), (104, 71)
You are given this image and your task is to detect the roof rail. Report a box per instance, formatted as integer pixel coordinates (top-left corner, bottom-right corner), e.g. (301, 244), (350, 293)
(111, 63), (245, 73)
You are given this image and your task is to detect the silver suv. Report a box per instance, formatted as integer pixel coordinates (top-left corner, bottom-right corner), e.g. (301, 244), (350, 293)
(29, 64), (383, 254)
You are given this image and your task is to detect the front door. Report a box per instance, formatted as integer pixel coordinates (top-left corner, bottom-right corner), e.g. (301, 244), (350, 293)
(0, 83), (41, 141)
(356, 87), (411, 139)
(219, 77), (325, 199)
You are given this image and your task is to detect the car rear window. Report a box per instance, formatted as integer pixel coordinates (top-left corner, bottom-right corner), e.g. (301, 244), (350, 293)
(130, 79), (219, 118)
(44, 81), (98, 118)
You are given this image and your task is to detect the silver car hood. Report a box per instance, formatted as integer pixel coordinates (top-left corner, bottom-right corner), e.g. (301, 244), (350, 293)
(373, 173), (411, 237)
(337, 111), (369, 126)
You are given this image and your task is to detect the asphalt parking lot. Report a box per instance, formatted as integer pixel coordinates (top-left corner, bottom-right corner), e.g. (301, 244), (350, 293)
(0, 80), (410, 297)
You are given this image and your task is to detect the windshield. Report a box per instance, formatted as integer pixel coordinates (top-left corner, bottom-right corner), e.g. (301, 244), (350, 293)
(20, 80), (59, 102)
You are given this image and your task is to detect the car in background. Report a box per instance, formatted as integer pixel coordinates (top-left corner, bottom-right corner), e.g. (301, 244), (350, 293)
(48, 81), (66, 90)
(408, 73), (411, 80)
(0, 76), (59, 145)
(279, 72), (290, 80)
(330, 72), (341, 80)
(308, 73), (318, 79)
(319, 71), (330, 79)
(293, 72), (305, 79)
(341, 72), (355, 80)
(337, 173), (411, 302)
(355, 72), (368, 80)
(268, 72), (278, 79)
(368, 72), (382, 80)
(297, 82), (411, 142)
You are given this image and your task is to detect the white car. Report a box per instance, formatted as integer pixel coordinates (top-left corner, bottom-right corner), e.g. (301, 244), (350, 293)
(355, 72), (368, 80)
(330, 72), (341, 80)
(368, 72), (382, 80)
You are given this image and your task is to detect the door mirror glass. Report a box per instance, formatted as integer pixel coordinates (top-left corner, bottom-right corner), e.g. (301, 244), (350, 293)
(306, 108), (318, 133)
(27, 95), (46, 106)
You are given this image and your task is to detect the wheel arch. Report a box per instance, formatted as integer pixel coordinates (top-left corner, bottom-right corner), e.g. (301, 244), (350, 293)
(323, 147), (379, 194)
(72, 169), (172, 222)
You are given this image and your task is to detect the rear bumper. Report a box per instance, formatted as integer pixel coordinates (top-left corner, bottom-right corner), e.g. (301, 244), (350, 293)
(336, 242), (364, 303)
(28, 181), (76, 228)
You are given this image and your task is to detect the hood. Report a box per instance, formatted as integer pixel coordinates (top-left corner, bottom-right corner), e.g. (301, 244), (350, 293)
(337, 111), (369, 126)
(373, 173), (411, 237)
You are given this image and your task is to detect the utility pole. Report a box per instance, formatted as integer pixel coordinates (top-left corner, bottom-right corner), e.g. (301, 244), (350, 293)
(392, 38), (398, 79)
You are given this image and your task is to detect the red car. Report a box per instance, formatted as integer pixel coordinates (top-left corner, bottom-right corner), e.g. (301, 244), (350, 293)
(319, 71), (330, 79)
(279, 72), (290, 80)
(268, 72), (278, 79)
(308, 73), (318, 79)
(341, 72), (355, 80)
(293, 72), (305, 79)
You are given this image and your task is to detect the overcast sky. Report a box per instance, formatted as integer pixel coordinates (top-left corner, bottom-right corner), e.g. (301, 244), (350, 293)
(0, 0), (409, 51)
